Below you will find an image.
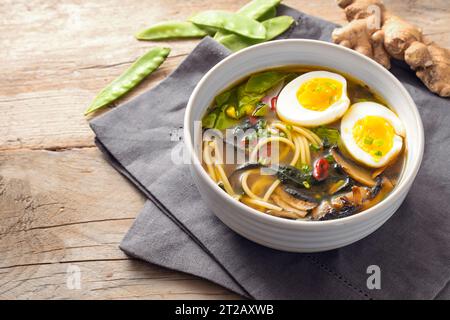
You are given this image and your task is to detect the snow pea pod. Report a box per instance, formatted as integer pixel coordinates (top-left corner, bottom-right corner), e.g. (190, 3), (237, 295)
(245, 71), (290, 93)
(135, 21), (207, 40)
(190, 11), (266, 40)
(218, 16), (294, 52)
(84, 47), (170, 115)
(256, 6), (277, 21)
(238, 0), (280, 20)
(214, 0), (279, 42)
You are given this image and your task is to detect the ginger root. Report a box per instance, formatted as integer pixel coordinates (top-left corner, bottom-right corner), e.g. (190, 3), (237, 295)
(332, 0), (450, 97)
(406, 43), (450, 97)
(332, 15), (390, 68)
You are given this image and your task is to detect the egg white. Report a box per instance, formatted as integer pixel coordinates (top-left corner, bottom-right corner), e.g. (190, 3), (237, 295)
(276, 71), (350, 127)
(341, 102), (405, 168)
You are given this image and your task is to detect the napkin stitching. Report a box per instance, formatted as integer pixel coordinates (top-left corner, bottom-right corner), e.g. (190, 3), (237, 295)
(306, 255), (372, 300)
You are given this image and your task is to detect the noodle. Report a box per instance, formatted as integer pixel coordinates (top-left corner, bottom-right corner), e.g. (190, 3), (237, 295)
(292, 125), (322, 146)
(203, 142), (217, 182)
(242, 196), (283, 211)
(250, 136), (295, 163)
(241, 169), (262, 200)
(300, 135), (311, 165)
(271, 122), (293, 141)
(260, 133), (301, 202)
(212, 141), (235, 196)
(263, 179), (280, 201)
(296, 134), (306, 165)
(290, 134), (301, 166)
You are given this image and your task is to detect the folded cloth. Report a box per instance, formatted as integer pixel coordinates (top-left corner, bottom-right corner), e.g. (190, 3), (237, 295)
(90, 5), (450, 299)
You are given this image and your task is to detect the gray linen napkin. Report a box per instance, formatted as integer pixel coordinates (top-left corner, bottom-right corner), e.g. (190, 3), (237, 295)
(90, 6), (450, 299)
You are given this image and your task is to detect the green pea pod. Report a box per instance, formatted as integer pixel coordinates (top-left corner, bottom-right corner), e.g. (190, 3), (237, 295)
(256, 6), (277, 21)
(214, 0), (280, 42)
(245, 71), (289, 93)
(135, 21), (207, 40)
(252, 103), (270, 117)
(84, 47), (170, 115)
(190, 11), (266, 40)
(239, 0), (280, 20)
(262, 15), (295, 39)
(218, 16), (294, 52)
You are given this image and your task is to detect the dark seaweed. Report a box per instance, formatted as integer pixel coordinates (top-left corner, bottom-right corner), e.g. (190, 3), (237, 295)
(283, 187), (320, 204)
(275, 165), (313, 189)
(225, 118), (268, 151)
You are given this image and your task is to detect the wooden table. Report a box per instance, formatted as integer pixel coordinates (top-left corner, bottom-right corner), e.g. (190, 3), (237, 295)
(1, 0), (448, 299)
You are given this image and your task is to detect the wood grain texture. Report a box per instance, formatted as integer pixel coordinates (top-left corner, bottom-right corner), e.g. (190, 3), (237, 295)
(0, 0), (448, 299)
(0, 148), (236, 299)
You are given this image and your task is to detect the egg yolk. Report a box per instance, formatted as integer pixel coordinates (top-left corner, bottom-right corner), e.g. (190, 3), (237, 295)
(296, 78), (343, 111)
(352, 116), (394, 160)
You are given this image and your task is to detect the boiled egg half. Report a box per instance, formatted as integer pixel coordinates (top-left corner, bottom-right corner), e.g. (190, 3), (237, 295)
(341, 102), (405, 168)
(276, 71), (350, 127)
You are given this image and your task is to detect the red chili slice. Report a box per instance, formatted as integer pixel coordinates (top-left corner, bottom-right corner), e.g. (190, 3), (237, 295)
(270, 97), (278, 111)
(313, 157), (329, 181)
(249, 116), (258, 125)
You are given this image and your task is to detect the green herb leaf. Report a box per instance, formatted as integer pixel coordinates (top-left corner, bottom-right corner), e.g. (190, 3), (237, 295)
(275, 165), (313, 189)
(374, 139), (384, 147)
(364, 136), (374, 145)
(237, 84), (264, 117)
(312, 126), (341, 147)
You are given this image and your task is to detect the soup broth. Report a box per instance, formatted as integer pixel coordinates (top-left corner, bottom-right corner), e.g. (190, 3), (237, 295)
(201, 66), (405, 221)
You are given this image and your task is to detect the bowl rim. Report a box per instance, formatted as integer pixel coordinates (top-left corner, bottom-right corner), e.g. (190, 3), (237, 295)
(184, 39), (424, 228)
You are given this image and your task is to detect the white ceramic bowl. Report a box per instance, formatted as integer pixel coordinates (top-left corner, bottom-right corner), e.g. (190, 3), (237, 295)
(184, 40), (424, 252)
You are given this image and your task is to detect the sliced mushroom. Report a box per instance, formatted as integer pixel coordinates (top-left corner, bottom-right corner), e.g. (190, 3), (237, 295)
(362, 176), (394, 210)
(312, 201), (333, 220)
(319, 204), (358, 221)
(330, 147), (376, 187)
(321, 176), (394, 220)
(271, 194), (308, 218)
(274, 187), (318, 211)
(328, 177), (351, 195)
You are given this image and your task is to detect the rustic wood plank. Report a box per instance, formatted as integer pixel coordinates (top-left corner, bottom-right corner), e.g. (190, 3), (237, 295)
(0, 147), (240, 299)
(0, 260), (238, 300)
(0, 0), (448, 151)
(0, 147), (140, 269)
